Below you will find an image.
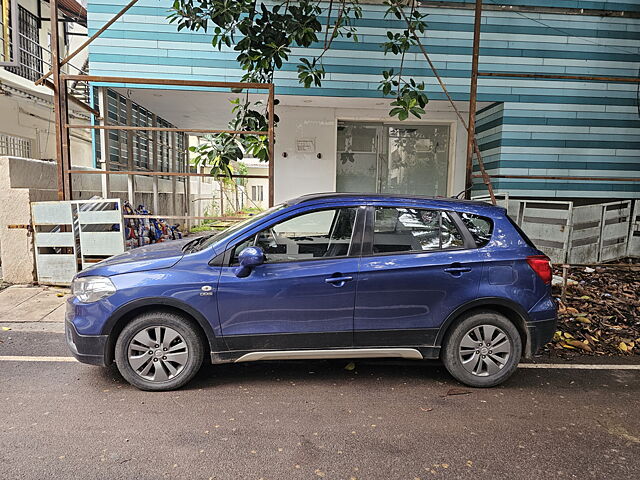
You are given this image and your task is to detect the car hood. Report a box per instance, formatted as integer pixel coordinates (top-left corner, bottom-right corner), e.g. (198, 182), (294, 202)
(78, 239), (189, 277)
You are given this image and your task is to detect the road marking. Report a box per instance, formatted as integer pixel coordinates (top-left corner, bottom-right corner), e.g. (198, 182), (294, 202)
(0, 355), (77, 362)
(0, 356), (637, 371)
(520, 363), (640, 370)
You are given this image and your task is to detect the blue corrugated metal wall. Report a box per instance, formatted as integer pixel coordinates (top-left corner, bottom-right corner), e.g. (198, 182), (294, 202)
(87, 0), (640, 198)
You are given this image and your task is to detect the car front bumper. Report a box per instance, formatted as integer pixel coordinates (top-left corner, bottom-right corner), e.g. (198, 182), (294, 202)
(65, 320), (109, 366)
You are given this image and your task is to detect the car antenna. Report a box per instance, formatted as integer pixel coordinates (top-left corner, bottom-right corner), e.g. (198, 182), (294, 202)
(452, 186), (472, 199)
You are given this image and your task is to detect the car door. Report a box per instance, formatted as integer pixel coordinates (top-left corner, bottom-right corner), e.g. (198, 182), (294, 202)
(354, 205), (483, 347)
(216, 205), (365, 351)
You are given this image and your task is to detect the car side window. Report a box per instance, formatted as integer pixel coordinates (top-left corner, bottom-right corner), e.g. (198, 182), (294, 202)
(372, 207), (464, 254)
(231, 207), (358, 264)
(459, 212), (493, 247)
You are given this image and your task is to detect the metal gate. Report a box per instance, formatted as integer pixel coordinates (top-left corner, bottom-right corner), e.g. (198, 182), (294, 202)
(32, 199), (125, 285)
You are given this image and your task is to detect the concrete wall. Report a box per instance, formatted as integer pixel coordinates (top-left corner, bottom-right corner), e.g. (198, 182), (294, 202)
(0, 156), (218, 283)
(0, 157), (59, 283)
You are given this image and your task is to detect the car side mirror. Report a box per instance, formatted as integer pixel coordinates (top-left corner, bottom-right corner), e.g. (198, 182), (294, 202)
(235, 246), (265, 278)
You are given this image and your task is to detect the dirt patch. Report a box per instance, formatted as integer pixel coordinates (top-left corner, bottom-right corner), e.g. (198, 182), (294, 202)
(546, 262), (640, 358)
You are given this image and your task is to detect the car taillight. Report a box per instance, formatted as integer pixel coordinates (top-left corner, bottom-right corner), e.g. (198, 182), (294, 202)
(526, 255), (552, 285)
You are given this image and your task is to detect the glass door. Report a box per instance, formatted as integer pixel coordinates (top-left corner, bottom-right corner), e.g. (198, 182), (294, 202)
(336, 122), (381, 193)
(336, 121), (450, 196)
(381, 125), (450, 196)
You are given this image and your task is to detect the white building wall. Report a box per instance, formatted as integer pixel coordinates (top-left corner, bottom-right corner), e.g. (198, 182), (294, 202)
(0, 0), (91, 165)
(273, 101), (469, 204)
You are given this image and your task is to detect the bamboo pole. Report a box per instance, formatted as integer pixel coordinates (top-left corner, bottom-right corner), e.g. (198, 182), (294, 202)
(2, 0), (10, 60)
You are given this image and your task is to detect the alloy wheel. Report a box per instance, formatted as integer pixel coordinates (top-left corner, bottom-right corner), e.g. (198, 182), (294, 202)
(127, 326), (189, 382)
(458, 324), (511, 377)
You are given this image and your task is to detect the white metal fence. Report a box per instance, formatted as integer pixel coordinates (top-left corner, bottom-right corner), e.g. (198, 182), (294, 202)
(32, 199), (125, 285)
(474, 193), (638, 264)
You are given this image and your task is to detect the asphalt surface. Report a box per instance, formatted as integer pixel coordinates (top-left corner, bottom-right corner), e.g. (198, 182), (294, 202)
(1, 330), (639, 480)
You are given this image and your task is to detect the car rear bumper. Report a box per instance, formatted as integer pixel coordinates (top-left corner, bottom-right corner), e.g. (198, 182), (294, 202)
(526, 317), (557, 357)
(65, 320), (109, 366)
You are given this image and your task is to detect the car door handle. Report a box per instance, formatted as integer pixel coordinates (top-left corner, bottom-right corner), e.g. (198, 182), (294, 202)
(444, 263), (472, 275)
(325, 275), (354, 287)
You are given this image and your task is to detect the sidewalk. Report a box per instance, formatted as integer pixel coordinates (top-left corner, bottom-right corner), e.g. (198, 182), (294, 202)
(0, 285), (69, 324)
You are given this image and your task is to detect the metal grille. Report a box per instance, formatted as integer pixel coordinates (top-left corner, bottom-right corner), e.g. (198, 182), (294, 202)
(6, 6), (42, 82)
(98, 89), (188, 178)
(0, 132), (32, 157)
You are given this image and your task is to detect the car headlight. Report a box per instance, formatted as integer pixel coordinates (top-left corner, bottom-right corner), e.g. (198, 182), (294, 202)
(71, 276), (116, 303)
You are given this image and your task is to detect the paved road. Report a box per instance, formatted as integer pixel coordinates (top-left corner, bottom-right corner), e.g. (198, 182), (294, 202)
(1, 330), (639, 480)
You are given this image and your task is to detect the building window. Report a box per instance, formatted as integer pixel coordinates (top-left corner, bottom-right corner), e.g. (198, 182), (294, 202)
(0, 132), (32, 157)
(251, 185), (264, 202)
(131, 103), (151, 170)
(106, 90), (128, 170)
(7, 6), (42, 82)
(97, 89), (188, 176)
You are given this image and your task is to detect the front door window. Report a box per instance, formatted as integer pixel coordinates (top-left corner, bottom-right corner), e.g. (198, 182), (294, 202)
(337, 122), (450, 196)
(231, 207), (358, 264)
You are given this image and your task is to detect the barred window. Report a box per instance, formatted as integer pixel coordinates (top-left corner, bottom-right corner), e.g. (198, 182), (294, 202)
(0, 132), (32, 157)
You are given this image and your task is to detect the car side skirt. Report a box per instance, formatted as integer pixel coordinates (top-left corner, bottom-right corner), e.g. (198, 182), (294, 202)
(211, 346), (440, 364)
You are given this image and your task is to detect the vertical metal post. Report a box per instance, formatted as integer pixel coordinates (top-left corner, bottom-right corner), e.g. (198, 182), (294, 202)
(50, 0), (72, 200)
(561, 264), (568, 306)
(171, 131), (177, 217)
(126, 98), (134, 205)
(151, 113), (159, 215)
(184, 135), (191, 231)
(219, 180), (224, 216)
(267, 84), (275, 207)
(98, 87), (110, 198)
(464, 0), (483, 199)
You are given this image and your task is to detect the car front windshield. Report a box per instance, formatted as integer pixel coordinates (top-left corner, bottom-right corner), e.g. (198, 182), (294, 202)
(188, 204), (286, 253)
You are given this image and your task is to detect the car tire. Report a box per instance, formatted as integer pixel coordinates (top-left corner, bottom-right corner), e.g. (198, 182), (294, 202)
(114, 311), (204, 391)
(442, 310), (522, 388)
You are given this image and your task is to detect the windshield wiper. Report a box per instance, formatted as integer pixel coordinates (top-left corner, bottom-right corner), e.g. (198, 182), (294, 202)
(182, 234), (213, 253)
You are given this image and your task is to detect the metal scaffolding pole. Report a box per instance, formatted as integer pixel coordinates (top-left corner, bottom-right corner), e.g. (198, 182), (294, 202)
(50, 0), (72, 200)
(465, 0), (483, 199)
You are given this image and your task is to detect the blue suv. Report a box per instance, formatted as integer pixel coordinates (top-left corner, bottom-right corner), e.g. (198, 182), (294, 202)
(66, 193), (556, 390)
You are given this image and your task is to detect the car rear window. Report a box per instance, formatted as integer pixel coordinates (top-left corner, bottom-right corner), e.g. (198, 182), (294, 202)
(459, 212), (493, 248)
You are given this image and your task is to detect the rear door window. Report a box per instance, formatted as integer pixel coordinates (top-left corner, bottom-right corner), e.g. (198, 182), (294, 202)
(372, 207), (464, 254)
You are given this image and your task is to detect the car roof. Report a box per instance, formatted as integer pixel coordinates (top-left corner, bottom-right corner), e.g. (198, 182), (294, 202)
(285, 192), (502, 213)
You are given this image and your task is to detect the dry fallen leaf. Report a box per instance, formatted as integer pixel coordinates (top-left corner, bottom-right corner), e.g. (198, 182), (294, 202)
(565, 339), (592, 352)
(445, 388), (471, 396)
(344, 362), (356, 371)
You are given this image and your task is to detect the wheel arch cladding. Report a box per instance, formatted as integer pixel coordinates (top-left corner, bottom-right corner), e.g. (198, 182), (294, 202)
(102, 298), (219, 364)
(437, 298), (531, 357)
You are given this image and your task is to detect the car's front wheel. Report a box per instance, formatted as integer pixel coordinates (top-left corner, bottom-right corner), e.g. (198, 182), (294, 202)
(442, 310), (522, 388)
(114, 311), (204, 391)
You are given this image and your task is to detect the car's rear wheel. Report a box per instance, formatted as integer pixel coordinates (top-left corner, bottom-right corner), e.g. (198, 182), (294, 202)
(114, 311), (204, 391)
(442, 310), (522, 388)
